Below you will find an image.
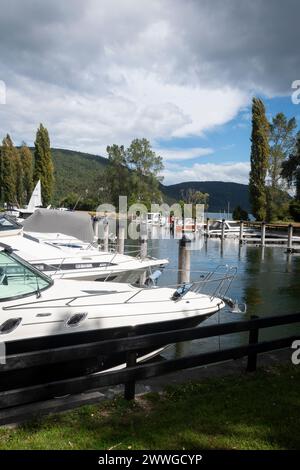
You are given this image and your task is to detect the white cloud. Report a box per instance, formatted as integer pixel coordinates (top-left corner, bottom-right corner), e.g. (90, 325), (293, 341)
(0, 0), (298, 180)
(163, 162), (250, 185)
(154, 146), (213, 161)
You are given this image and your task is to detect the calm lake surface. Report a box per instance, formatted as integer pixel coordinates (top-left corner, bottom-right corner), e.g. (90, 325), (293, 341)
(127, 230), (300, 359)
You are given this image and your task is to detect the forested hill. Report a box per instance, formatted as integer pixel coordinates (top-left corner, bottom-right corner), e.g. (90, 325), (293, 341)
(50, 148), (250, 211)
(161, 181), (250, 212)
(50, 148), (108, 200)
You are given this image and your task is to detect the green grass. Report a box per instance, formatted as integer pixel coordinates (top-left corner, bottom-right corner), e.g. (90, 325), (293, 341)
(0, 364), (299, 450)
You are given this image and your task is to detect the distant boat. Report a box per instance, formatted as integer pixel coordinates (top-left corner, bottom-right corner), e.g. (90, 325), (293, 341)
(27, 180), (42, 213)
(5, 180), (44, 221)
(207, 219), (254, 236)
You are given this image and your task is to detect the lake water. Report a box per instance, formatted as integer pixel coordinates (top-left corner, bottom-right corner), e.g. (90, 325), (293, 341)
(127, 232), (300, 359)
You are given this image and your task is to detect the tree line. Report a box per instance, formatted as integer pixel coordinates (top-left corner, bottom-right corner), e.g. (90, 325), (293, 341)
(249, 97), (300, 221)
(104, 138), (164, 208)
(0, 124), (54, 207)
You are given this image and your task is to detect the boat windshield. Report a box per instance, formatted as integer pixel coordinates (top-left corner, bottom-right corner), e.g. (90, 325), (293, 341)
(0, 216), (21, 232)
(0, 249), (52, 302)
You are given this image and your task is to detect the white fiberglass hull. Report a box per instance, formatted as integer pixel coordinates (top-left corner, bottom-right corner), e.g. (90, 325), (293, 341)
(1, 280), (224, 346)
(0, 233), (168, 283)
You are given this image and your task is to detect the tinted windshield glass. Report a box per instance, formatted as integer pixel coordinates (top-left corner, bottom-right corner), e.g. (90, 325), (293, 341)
(0, 217), (20, 231)
(0, 250), (51, 301)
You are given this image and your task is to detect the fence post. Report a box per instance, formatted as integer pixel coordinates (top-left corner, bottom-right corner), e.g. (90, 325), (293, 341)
(261, 222), (266, 247)
(239, 220), (244, 244)
(247, 315), (259, 372)
(124, 331), (137, 401)
(287, 224), (293, 252)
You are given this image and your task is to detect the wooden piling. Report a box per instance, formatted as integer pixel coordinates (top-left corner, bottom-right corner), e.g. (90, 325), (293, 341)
(103, 222), (109, 252)
(117, 225), (125, 255)
(177, 236), (191, 284)
(206, 217), (210, 237)
(139, 235), (148, 285)
(261, 221), (266, 247)
(287, 224), (293, 252)
(221, 218), (225, 241)
(140, 235), (148, 260)
(92, 217), (99, 241)
(239, 220), (244, 244)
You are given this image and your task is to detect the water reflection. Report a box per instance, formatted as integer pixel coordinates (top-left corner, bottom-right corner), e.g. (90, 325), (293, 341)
(126, 234), (300, 357)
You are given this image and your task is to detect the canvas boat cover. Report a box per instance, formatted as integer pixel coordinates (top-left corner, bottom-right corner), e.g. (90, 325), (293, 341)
(22, 209), (94, 242)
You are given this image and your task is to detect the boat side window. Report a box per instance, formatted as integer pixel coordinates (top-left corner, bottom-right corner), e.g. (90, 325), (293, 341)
(210, 221), (222, 230)
(0, 251), (51, 301)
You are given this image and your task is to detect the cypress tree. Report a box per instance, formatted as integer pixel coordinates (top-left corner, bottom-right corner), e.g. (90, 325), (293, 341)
(14, 151), (24, 206)
(19, 144), (33, 203)
(249, 98), (270, 221)
(0, 134), (17, 204)
(33, 123), (54, 206)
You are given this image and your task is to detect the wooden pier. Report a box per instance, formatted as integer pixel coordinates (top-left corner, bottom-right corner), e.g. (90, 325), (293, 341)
(204, 219), (300, 251)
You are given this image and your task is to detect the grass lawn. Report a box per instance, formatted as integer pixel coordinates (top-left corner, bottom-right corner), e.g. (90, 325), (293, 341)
(0, 363), (299, 450)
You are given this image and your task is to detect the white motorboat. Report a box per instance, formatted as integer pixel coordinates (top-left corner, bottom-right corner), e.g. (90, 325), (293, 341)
(207, 219), (253, 237)
(0, 212), (168, 284)
(0, 243), (226, 347)
(0, 244), (231, 386)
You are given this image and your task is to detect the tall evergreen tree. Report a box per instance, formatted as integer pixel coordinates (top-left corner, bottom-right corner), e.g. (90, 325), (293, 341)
(0, 134), (17, 204)
(249, 98), (270, 221)
(33, 123), (54, 205)
(14, 151), (24, 206)
(19, 143), (33, 203)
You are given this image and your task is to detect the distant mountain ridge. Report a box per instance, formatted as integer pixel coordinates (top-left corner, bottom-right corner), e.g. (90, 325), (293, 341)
(50, 148), (250, 212)
(161, 181), (250, 212)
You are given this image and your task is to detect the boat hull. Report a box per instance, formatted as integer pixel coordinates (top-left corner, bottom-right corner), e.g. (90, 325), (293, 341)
(1, 311), (215, 392)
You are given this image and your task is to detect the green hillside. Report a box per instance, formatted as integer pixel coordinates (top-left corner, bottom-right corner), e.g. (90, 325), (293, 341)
(161, 181), (250, 212)
(51, 148), (108, 201)
(49, 148), (250, 211)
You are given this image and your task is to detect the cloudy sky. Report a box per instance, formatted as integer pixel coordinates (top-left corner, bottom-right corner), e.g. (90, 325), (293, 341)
(0, 0), (299, 185)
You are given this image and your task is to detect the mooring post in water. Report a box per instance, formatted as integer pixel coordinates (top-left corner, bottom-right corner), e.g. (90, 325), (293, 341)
(124, 331), (137, 401)
(287, 224), (293, 252)
(261, 221), (266, 247)
(103, 220), (109, 252)
(117, 224), (125, 255)
(247, 315), (259, 372)
(140, 235), (148, 259)
(206, 217), (210, 238)
(92, 216), (99, 242)
(239, 220), (244, 244)
(139, 234), (148, 285)
(178, 235), (191, 284)
(221, 218), (225, 242)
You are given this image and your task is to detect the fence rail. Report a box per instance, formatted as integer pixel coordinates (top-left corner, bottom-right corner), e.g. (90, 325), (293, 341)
(0, 312), (299, 418)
